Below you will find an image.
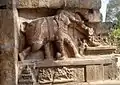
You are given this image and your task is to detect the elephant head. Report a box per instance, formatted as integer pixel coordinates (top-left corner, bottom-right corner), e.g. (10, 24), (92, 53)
(58, 10), (83, 26)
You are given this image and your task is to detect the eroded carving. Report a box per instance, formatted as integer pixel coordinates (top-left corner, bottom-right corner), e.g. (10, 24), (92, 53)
(38, 68), (53, 84)
(19, 10), (86, 60)
(18, 10), (113, 61)
(18, 66), (34, 85)
(53, 67), (75, 81)
(18, 66), (75, 84)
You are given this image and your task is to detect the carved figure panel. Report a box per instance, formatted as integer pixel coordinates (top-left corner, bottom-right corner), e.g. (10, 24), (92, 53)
(53, 67), (75, 82)
(19, 10), (86, 60)
(18, 66), (76, 84)
(18, 66), (34, 85)
(38, 68), (53, 84)
(18, 9), (112, 61)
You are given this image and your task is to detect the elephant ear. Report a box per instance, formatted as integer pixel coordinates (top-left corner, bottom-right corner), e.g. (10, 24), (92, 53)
(64, 15), (71, 25)
(64, 11), (81, 23)
(59, 11), (71, 25)
(63, 11), (76, 22)
(74, 13), (82, 22)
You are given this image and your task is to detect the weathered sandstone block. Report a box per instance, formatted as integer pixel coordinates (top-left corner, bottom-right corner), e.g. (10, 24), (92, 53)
(0, 9), (16, 85)
(17, 0), (101, 9)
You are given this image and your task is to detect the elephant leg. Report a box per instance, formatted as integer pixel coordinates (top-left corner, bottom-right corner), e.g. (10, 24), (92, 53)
(31, 40), (44, 52)
(56, 38), (66, 60)
(64, 38), (82, 58)
(19, 47), (31, 61)
(44, 42), (53, 60)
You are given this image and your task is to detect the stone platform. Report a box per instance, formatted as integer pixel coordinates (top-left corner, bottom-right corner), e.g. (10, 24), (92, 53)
(18, 55), (117, 85)
(85, 46), (116, 55)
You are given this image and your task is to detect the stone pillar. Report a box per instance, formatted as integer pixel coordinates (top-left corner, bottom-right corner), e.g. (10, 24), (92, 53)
(0, 0), (18, 85)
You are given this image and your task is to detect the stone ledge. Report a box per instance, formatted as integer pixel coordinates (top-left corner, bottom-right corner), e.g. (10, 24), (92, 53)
(85, 46), (117, 55)
(18, 55), (117, 84)
(17, 0), (101, 9)
(18, 55), (116, 67)
(87, 46), (116, 51)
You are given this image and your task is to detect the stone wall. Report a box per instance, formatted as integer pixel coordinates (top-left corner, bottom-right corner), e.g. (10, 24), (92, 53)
(0, 9), (16, 85)
(18, 57), (117, 85)
(0, 0), (19, 85)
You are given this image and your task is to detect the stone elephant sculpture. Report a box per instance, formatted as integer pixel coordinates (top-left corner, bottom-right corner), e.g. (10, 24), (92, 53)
(19, 10), (84, 60)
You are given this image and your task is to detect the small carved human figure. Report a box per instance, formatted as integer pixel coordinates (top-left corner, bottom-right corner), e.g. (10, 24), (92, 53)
(88, 27), (101, 46)
(82, 26), (101, 47)
(79, 39), (88, 56)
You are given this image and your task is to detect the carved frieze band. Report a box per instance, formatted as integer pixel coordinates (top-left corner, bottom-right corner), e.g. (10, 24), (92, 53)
(18, 66), (76, 85)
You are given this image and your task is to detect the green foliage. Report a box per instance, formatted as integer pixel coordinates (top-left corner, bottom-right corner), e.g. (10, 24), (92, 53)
(110, 11), (120, 38)
(115, 11), (120, 20)
(107, 0), (120, 53)
(109, 19), (120, 53)
(111, 28), (120, 38)
(109, 22), (120, 53)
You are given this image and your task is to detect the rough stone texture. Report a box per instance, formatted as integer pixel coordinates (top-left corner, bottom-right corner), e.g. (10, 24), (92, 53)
(104, 64), (113, 80)
(17, 0), (101, 9)
(77, 9), (101, 22)
(0, 0), (118, 85)
(86, 65), (103, 82)
(95, 65), (104, 80)
(87, 22), (114, 35)
(18, 66), (76, 85)
(76, 66), (85, 82)
(18, 57), (116, 67)
(103, 60), (117, 80)
(0, 9), (16, 85)
(0, 0), (13, 9)
(116, 55), (120, 80)
(17, 56), (117, 84)
(112, 60), (118, 80)
(0, 0), (7, 6)
(86, 65), (96, 81)
(17, 56), (117, 85)
(17, 7), (101, 23)
(85, 46), (116, 55)
(18, 8), (58, 19)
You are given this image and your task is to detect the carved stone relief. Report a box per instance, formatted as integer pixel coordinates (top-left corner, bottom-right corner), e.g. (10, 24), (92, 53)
(16, 8), (117, 85)
(38, 68), (53, 84)
(0, 0), (118, 85)
(18, 66), (34, 85)
(18, 66), (76, 84)
(18, 9), (105, 61)
(53, 67), (75, 82)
